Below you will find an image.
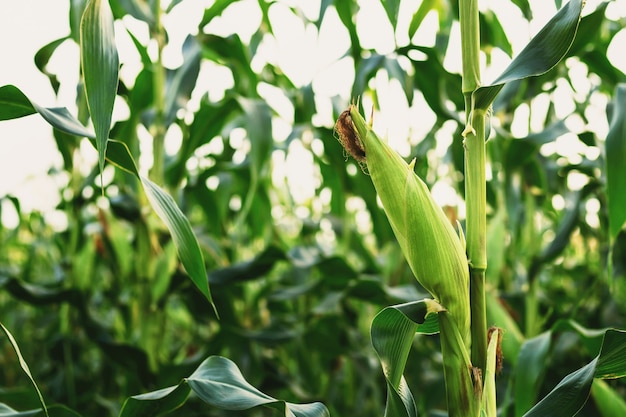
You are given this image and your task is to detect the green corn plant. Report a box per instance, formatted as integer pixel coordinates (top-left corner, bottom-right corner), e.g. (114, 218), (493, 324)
(3, 1), (626, 416)
(336, 104), (480, 416)
(336, 106), (471, 348)
(335, 1), (626, 416)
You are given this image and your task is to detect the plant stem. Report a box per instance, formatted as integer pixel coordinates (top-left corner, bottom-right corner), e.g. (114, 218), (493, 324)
(459, 0), (488, 375)
(150, 0), (166, 185)
(465, 110), (488, 374)
(459, 0), (481, 94)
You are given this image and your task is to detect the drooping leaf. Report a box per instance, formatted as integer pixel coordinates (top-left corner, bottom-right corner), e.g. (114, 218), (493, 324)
(80, 0), (119, 175)
(141, 176), (215, 312)
(34, 37), (70, 94)
(605, 84), (626, 239)
(474, 0), (584, 110)
(33, 104), (97, 139)
(0, 86), (215, 313)
(188, 356), (330, 416)
(370, 300), (445, 417)
(120, 356), (330, 417)
(523, 329), (626, 417)
(0, 324), (49, 417)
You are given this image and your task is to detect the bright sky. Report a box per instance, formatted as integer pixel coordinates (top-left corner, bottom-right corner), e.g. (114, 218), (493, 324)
(1, 0), (625, 226)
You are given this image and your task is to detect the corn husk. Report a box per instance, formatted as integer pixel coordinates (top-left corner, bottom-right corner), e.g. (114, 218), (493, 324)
(335, 105), (471, 347)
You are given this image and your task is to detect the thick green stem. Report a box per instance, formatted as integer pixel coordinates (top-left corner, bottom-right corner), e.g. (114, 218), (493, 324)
(459, 0), (488, 381)
(459, 0), (481, 94)
(150, 0), (166, 184)
(470, 267), (487, 371)
(465, 109), (488, 375)
(439, 312), (480, 417)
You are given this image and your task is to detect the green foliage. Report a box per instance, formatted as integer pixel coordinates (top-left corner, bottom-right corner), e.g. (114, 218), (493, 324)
(80, 0), (119, 176)
(1, 0), (626, 416)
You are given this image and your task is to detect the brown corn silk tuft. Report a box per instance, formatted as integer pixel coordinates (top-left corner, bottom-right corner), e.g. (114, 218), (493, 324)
(334, 109), (366, 163)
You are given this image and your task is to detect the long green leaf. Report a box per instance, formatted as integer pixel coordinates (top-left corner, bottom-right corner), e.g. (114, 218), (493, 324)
(80, 0), (119, 175)
(120, 356), (329, 417)
(0, 86), (214, 312)
(523, 329), (626, 417)
(605, 84), (626, 239)
(188, 356), (329, 416)
(0, 85), (94, 137)
(141, 176), (215, 312)
(370, 299), (445, 417)
(0, 323), (49, 417)
(474, 0), (584, 110)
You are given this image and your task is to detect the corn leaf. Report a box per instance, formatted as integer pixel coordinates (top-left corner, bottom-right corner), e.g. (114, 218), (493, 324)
(80, 0), (119, 175)
(522, 329), (626, 417)
(474, 0), (584, 110)
(119, 356), (330, 417)
(605, 84), (626, 240)
(140, 176), (215, 312)
(0, 323), (49, 417)
(0, 85), (215, 313)
(0, 85), (37, 120)
(370, 300), (445, 417)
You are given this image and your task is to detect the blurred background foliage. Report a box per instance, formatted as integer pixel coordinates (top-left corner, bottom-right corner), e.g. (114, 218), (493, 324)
(1, 0), (626, 416)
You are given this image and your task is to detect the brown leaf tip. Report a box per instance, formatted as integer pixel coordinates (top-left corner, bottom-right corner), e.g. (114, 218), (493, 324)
(334, 109), (366, 163)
